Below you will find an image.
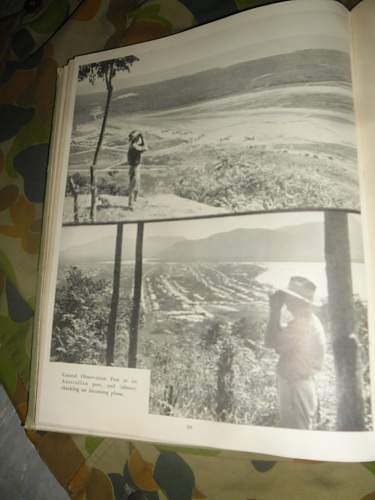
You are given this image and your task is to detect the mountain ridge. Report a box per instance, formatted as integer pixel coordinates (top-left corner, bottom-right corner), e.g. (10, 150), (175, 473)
(76, 49), (351, 118)
(60, 220), (363, 264)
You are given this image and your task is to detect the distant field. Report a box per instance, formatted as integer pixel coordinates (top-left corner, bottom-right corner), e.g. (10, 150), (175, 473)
(69, 84), (356, 171)
(140, 262), (268, 335)
(66, 74), (359, 220)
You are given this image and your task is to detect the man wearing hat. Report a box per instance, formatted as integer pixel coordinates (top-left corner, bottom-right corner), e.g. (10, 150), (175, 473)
(127, 130), (148, 210)
(265, 276), (326, 429)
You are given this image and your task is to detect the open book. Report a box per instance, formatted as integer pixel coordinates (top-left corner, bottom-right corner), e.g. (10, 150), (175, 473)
(26, 0), (375, 462)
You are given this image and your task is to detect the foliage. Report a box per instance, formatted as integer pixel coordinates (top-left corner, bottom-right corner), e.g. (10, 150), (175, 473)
(216, 330), (236, 421)
(354, 298), (372, 429)
(97, 174), (129, 197)
(232, 308), (266, 344)
(66, 171), (139, 196)
(173, 148), (358, 211)
(65, 172), (88, 196)
(138, 294), (370, 430)
(51, 266), (112, 364)
(78, 56), (140, 87)
(139, 315), (279, 426)
(201, 320), (227, 348)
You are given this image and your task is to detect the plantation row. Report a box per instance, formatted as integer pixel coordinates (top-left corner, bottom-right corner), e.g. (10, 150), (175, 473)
(142, 263), (270, 323)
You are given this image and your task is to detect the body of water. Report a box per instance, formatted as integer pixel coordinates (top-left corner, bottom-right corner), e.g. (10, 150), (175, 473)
(256, 261), (367, 301)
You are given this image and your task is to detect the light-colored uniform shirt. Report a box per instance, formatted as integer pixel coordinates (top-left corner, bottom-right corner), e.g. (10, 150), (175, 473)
(272, 313), (326, 382)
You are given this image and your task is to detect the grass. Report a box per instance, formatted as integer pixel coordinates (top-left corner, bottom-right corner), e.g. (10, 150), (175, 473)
(173, 145), (359, 211)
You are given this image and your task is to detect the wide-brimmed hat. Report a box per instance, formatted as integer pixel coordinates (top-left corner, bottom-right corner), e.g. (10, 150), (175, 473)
(280, 276), (317, 306)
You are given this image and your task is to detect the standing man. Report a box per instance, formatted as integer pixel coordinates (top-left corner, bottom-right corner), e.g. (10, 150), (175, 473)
(265, 276), (326, 430)
(127, 130), (148, 210)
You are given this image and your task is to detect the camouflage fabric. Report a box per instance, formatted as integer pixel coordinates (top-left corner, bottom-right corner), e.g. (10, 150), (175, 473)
(1, 0), (374, 499)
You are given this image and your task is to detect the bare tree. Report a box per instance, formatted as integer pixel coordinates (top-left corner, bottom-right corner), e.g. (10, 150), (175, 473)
(324, 211), (365, 430)
(78, 55), (139, 222)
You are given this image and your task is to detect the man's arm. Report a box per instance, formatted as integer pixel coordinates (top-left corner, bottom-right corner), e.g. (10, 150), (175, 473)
(132, 135), (148, 152)
(265, 291), (298, 354)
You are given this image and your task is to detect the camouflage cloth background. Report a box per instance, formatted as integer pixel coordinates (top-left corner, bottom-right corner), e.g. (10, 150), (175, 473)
(1, 0), (374, 499)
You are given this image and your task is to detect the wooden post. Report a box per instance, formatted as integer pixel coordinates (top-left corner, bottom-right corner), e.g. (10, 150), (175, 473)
(68, 176), (79, 224)
(325, 211), (365, 430)
(128, 223), (144, 368)
(106, 223), (123, 366)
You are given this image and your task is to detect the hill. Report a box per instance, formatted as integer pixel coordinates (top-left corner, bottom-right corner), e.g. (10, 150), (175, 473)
(75, 49), (351, 120)
(158, 220), (363, 262)
(60, 235), (185, 264)
(60, 218), (363, 264)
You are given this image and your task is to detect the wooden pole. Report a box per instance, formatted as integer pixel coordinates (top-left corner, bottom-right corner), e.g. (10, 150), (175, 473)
(325, 211), (365, 430)
(128, 222), (144, 368)
(68, 176), (79, 224)
(106, 223), (123, 365)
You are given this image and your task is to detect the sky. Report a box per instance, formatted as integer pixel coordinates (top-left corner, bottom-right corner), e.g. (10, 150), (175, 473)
(76, 0), (350, 95)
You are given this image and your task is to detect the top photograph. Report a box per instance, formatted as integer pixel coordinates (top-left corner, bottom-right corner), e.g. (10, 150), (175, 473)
(63, 2), (359, 224)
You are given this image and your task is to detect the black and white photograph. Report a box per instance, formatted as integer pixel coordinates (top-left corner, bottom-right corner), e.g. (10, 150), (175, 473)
(63, 7), (359, 224)
(51, 211), (371, 431)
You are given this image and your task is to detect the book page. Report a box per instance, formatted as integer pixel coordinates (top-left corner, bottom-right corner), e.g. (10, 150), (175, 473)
(350, 0), (375, 456)
(29, 0), (375, 461)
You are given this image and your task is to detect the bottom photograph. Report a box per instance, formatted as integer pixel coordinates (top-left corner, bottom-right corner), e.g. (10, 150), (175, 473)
(52, 210), (371, 432)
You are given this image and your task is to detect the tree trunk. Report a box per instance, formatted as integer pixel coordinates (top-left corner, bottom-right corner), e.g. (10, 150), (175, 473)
(68, 176), (79, 224)
(90, 64), (114, 223)
(89, 164), (96, 224)
(106, 223), (123, 366)
(324, 210), (365, 430)
(128, 223), (144, 368)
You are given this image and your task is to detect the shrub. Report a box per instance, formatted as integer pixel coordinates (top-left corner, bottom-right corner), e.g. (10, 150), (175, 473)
(51, 266), (112, 364)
